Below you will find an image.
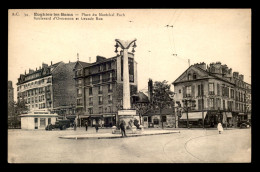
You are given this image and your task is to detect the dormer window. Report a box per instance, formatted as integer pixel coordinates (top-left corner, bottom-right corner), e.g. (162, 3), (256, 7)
(193, 73), (197, 80)
(188, 73), (191, 80)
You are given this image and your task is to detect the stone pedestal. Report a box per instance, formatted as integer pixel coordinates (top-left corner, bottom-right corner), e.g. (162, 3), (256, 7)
(118, 109), (138, 129)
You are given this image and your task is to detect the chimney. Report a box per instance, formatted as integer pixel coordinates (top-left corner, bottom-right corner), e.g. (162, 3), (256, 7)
(36, 67), (37, 71)
(89, 57), (91, 63)
(195, 62), (206, 70)
(29, 69), (34, 74)
(25, 70), (26, 75)
(239, 74), (244, 81)
(51, 61), (52, 65)
(148, 78), (153, 103)
(233, 72), (239, 78)
(42, 62), (48, 68)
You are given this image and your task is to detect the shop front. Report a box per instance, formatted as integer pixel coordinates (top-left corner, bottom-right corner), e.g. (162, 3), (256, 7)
(103, 114), (116, 127)
(20, 110), (59, 130)
(179, 112), (206, 128)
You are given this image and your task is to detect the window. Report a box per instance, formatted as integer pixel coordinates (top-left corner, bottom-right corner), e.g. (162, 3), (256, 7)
(108, 84), (113, 92)
(179, 89), (181, 94)
(186, 86), (191, 97)
(89, 97), (93, 106)
(108, 62), (111, 69)
(40, 118), (46, 127)
(193, 73), (197, 80)
(108, 95), (112, 104)
(188, 74), (191, 80)
(162, 116), (167, 122)
(223, 100), (226, 110)
(99, 65), (103, 72)
(77, 99), (82, 106)
(198, 84), (204, 96)
(98, 86), (102, 94)
(198, 99), (204, 110)
(107, 106), (112, 113)
(77, 89), (82, 96)
(209, 83), (214, 95)
(153, 117), (159, 125)
(209, 98), (214, 108)
(89, 87), (93, 95)
(231, 89), (234, 98)
(88, 108), (93, 114)
(90, 76), (92, 84)
(99, 96), (103, 105)
(48, 118), (51, 125)
(99, 107), (103, 114)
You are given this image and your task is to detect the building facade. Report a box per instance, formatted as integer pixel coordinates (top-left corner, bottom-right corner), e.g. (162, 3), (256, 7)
(173, 62), (251, 128)
(16, 61), (77, 118)
(8, 81), (15, 126)
(74, 52), (138, 127)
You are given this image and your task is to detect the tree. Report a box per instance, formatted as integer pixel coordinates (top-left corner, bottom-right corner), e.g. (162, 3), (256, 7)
(152, 80), (174, 129)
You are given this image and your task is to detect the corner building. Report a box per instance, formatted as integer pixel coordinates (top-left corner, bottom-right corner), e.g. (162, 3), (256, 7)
(16, 61), (77, 117)
(74, 51), (138, 127)
(173, 62), (251, 128)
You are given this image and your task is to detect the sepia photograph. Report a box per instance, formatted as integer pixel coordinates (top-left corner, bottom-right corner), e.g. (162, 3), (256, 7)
(8, 9), (251, 163)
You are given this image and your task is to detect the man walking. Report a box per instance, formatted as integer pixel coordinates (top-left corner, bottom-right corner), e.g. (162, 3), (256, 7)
(120, 120), (127, 137)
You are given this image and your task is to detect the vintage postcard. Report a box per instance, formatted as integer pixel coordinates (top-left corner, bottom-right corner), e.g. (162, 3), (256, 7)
(8, 9), (251, 163)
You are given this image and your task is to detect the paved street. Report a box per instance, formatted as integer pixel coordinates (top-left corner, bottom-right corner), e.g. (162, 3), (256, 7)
(8, 127), (251, 163)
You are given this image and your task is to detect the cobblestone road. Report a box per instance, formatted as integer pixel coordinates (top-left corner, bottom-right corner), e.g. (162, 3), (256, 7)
(8, 127), (251, 163)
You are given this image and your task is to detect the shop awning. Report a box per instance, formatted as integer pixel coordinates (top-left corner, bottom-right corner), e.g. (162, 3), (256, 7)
(79, 115), (89, 119)
(180, 112), (206, 121)
(66, 115), (76, 118)
(103, 114), (116, 117)
(225, 112), (232, 118)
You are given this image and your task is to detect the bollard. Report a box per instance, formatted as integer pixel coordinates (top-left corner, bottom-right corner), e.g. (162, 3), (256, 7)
(112, 126), (117, 134)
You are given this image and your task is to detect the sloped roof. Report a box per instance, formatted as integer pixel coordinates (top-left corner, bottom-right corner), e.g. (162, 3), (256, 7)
(172, 64), (234, 85)
(135, 91), (149, 103)
(78, 61), (91, 68)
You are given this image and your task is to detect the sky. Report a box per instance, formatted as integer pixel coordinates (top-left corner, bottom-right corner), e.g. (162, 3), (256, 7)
(8, 9), (251, 102)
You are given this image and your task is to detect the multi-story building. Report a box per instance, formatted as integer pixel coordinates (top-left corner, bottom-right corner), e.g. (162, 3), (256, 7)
(16, 61), (77, 118)
(173, 62), (251, 128)
(74, 51), (138, 127)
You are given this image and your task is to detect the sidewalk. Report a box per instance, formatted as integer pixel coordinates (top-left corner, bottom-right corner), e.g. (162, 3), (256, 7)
(59, 128), (180, 139)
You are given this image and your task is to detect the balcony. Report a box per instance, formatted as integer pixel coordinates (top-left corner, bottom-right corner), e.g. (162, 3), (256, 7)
(108, 100), (112, 104)
(99, 101), (103, 105)
(89, 102), (93, 106)
(77, 94), (82, 97)
(98, 91), (103, 94)
(76, 103), (83, 107)
(108, 89), (113, 93)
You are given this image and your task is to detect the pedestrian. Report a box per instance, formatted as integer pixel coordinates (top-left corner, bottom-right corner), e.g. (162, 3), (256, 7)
(85, 121), (88, 131)
(95, 123), (99, 133)
(74, 121), (77, 131)
(217, 122), (223, 134)
(120, 120), (127, 137)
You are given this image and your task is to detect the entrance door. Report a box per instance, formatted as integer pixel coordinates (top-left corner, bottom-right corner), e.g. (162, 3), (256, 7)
(34, 118), (38, 129)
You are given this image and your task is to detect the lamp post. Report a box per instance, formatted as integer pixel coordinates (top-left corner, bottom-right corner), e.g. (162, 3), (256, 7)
(114, 39), (137, 110)
(182, 98), (196, 129)
(114, 39), (137, 129)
